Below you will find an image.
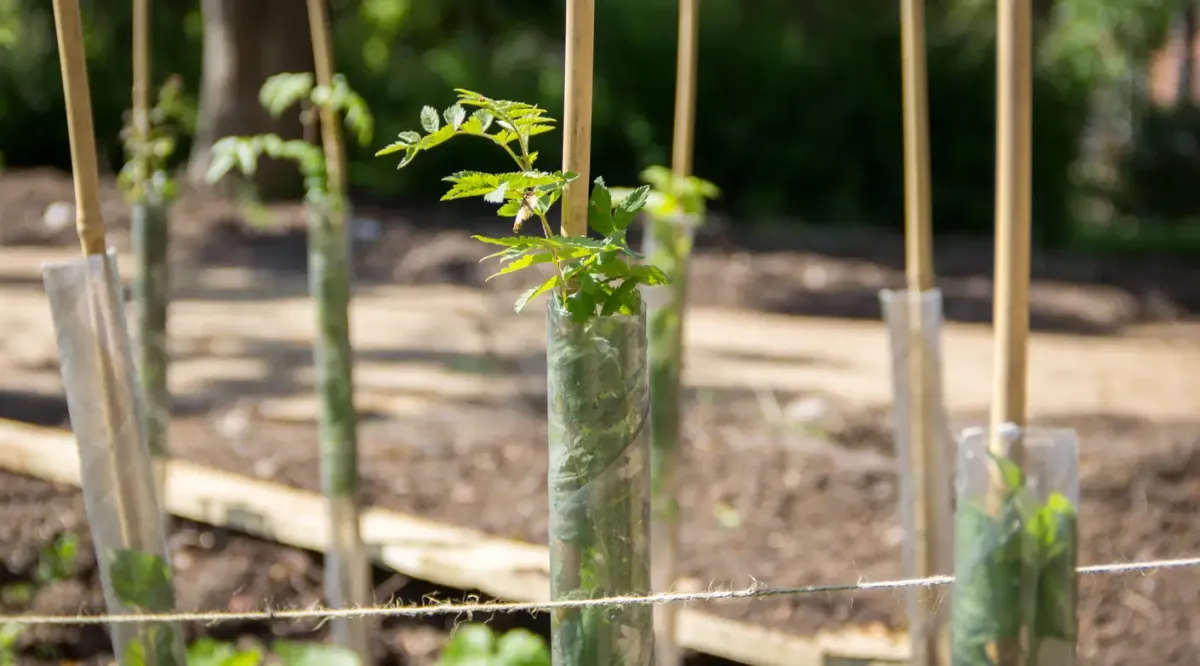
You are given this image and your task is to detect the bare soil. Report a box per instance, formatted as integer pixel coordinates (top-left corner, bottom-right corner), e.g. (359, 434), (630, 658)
(1, 168), (1199, 664)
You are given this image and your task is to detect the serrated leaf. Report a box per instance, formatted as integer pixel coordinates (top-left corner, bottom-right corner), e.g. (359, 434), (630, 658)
(486, 251), (556, 280)
(420, 105), (440, 133)
(588, 178), (614, 235)
(601, 277), (642, 316)
(630, 264), (670, 286)
(613, 184), (651, 230)
(472, 109), (494, 132)
(205, 152), (236, 184)
(444, 104), (466, 130)
(484, 181), (509, 204)
(515, 274), (560, 313)
(497, 199), (523, 217)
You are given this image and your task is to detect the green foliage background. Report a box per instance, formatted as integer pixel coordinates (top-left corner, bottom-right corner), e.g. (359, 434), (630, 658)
(0, 0), (1194, 245)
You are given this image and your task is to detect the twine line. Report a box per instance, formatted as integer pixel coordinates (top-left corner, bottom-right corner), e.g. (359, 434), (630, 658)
(1, 556), (1196, 627)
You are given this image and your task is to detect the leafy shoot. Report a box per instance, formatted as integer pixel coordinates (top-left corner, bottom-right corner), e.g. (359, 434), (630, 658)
(375, 90), (670, 320)
(117, 75), (193, 202)
(206, 72), (374, 206)
(612, 165), (720, 222)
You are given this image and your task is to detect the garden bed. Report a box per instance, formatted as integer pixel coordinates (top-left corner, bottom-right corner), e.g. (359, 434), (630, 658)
(1, 168), (1199, 664)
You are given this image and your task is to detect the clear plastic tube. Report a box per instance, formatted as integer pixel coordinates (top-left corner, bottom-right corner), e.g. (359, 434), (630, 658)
(879, 288), (954, 665)
(42, 250), (185, 665)
(640, 213), (696, 666)
(950, 425), (1079, 666)
(546, 301), (653, 666)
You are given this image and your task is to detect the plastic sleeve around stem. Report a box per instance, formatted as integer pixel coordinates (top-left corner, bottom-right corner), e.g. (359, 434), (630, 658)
(546, 301), (653, 666)
(42, 250), (185, 666)
(950, 426), (1080, 666)
(132, 200), (170, 463)
(640, 214), (695, 666)
(879, 288), (953, 666)
(308, 204), (372, 660)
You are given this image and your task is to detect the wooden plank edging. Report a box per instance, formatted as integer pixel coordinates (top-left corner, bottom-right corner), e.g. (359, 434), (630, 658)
(0, 418), (909, 665)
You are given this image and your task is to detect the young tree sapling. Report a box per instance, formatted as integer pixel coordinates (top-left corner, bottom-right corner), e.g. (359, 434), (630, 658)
(376, 90), (668, 666)
(207, 71), (375, 659)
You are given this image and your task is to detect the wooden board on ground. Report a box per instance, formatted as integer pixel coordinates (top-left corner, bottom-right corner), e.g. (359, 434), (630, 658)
(0, 418), (910, 665)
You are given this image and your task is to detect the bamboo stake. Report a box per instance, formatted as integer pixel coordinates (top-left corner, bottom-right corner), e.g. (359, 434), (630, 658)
(989, 0), (1033, 480)
(897, 1), (949, 665)
(560, 0), (595, 238)
(305, 0), (372, 662)
(132, 0), (149, 137)
(51, 1), (185, 662)
(987, 0), (1033, 662)
(53, 0), (105, 257)
(652, 3), (699, 666)
(671, 0), (699, 179)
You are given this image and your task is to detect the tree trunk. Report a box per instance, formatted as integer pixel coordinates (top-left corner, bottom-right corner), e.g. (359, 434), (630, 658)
(187, 0), (314, 200)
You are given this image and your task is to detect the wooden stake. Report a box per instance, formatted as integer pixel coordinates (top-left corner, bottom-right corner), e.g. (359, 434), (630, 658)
(52, 0), (107, 255)
(132, 0), (149, 138)
(901, 0), (933, 293)
(560, 0), (595, 238)
(671, 0), (699, 179)
(307, 0), (348, 201)
(898, 1), (948, 664)
(989, 0), (1033, 453)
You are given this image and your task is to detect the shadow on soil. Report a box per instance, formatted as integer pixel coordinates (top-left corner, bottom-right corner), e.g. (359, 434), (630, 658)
(176, 212), (1200, 338)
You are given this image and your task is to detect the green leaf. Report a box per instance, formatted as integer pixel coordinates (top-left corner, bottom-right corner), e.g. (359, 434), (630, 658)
(258, 72), (314, 118)
(472, 109), (494, 132)
(588, 178), (614, 235)
(613, 184), (651, 230)
(420, 105), (440, 133)
(440, 624), (496, 665)
(630, 264), (670, 286)
(234, 140), (259, 176)
(485, 181), (510, 204)
(494, 629), (551, 666)
(987, 451), (1025, 492)
(444, 104), (466, 130)
(486, 251), (557, 280)
(515, 274), (561, 313)
(399, 130), (421, 145)
(600, 277), (642, 316)
(271, 640), (361, 666)
(187, 638), (263, 666)
(108, 549), (176, 612)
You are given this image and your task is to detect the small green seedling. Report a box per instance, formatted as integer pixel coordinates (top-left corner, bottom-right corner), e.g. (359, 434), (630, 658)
(951, 452), (1078, 665)
(34, 531), (78, 585)
(187, 637), (360, 666)
(109, 548), (184, 665)
(375, 89), (670, 321)
(437, 624), (550, 666)
(206, 72), (374, 205)
(0, 623), (22, 666)
(117, 75), (192, 203)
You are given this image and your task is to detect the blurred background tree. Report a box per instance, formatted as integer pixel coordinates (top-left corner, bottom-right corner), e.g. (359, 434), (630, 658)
(0, 0), (1197, 249)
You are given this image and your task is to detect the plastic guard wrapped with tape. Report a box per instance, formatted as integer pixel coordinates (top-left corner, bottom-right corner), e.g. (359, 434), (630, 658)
(546, 300), (653, 666)
(950, 426), (1079, 666)
(42, 250), (186, 665)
